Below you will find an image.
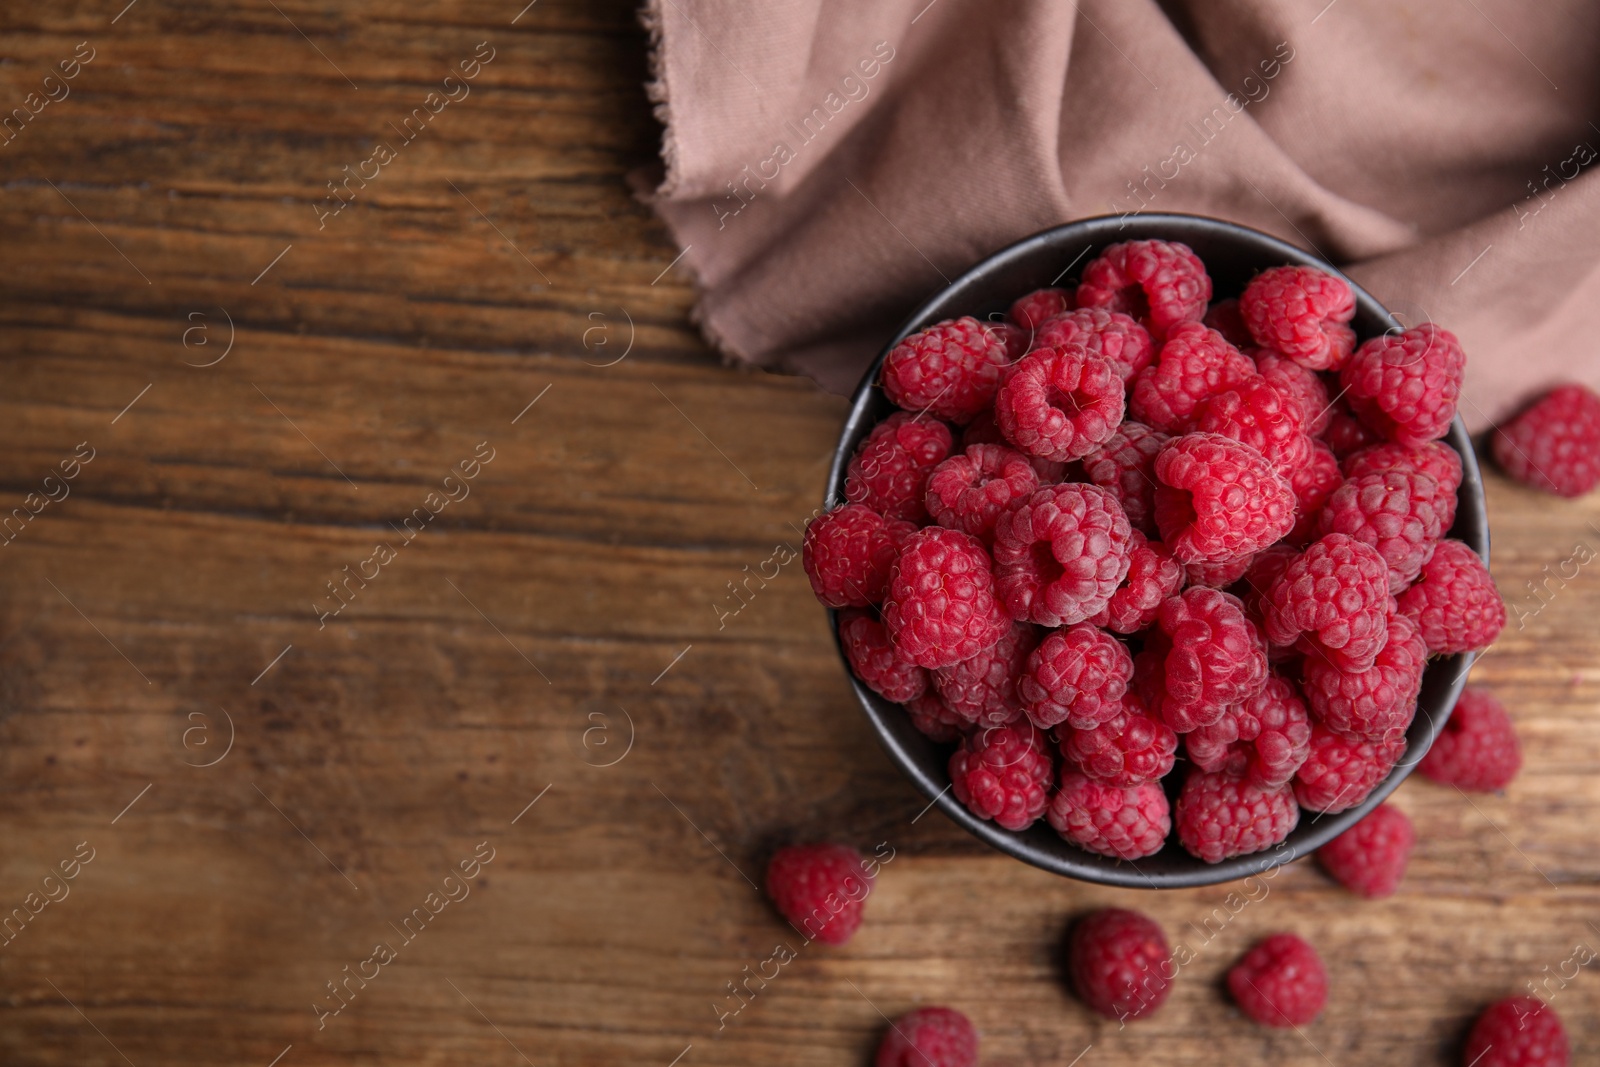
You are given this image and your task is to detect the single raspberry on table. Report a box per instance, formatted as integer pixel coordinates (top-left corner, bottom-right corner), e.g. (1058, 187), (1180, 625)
(1240, 264), (1357, 371)
(1293, 721), (1406, 813)
(1261, 533), (1391, 671)
(883, 527), (1011, 669)
(1302, 609), (1428, 745)
(1184, 551), (1256, 590)
(1082, 421), (1171, 537)
(992, 483), (1134, 627)
(1186, 673), (1312, 788)
(1076, 239), (1212, 342)
(1341, 324), (1466, 447)
(1203, 297), (1252, 349)
(846, 411), (955, 523)
(1010, 287), (1074, 331)
(1321, 407), (1380, 458)
(1018, 622), (1132, 730)
(1397, 538), (1506, 654)
(1316, 801), (1414, 898)
(1048, 772), (1171, 860)
(1419, 685), (1521, 791)
(1195, 377), (1311, 477)
(948, 721), (1055, 831)
(1255, 350), (1333, 435)
(933, 620), (1035, 727)
(1154, 587), (1270, 733)
(1033, 307), (1155, 381)
(995, 345), (1125, 462)
(764, 843), (875, 945)
(1317, 469), (1445, 593)
(1154, 432), (1296, 564)
(1090, 532), (1185, 634)
(1176, 770), (1299, 863)
(904, 691), (969, 744)
(1066, 907), (1174, 1021)
(1129, 322), (1257, 432)
(1286, 440), (1343, 546)
(803, 504), (918, 608)
(881, 316), (1010, 424)
(1061, 692), (1178, 784)
(924, 444), (1041, 543)
(1463, 997), (1570, 1067)
(875, 1006), (979, 1067)
(1226, 932), (1329, 1027)
(839, 610), (929, 703)
(1491, 383), (1600, 498)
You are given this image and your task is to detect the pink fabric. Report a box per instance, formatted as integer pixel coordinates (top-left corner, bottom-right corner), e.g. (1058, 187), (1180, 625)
(639, 0), (1600, 429)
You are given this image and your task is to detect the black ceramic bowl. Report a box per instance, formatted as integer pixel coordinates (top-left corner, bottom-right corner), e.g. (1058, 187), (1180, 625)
(827, 213), (1487, 889)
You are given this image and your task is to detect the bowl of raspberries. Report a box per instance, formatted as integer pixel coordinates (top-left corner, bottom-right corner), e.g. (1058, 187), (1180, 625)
(803, 213), (1501, 887)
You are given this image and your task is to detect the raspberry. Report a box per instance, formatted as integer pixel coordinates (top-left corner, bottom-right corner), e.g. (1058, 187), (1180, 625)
(1419, 685), (1521, 791)
(881, 316), (1010, 424)
(995, 345), (1124, 462)
(1292, 721), (1405, 813)
(1342, 439), (1464, 497)
(1317, 469), (1445, 593)
(933, 620), (1034, 727)
(948, 721), (1055, 830)
(1081, 421), (1171, 537)
(1240, 265), (1357, 371)
(1194, 377), (1311, 477)
(764, 843), (875, 945)
(1076, 240), (1212, 342)
(1316, 801), (1414, 898)
(1238, 543), (1300, 630)
(1302, 609), (1427, 744)
(1154, 432), (1296, 564)
(1048, 772), (1171, 860)
(803, 504), (918, 608)
(875, 1006), (979, 1067)
(1286, 440), (1343, 545)
(1176, 770), (1299, 863)
(925, 444), (1041, 543)
(839, 609), (929, 703)
(1066, 908), (1173, 1021)
(1255, 350), (1333, 435)
(1226, 933), (1329, 1027)
(1186, 674), (1312, 787)
(1154, 587), (1269, 732)
(1033, 307), (1155, 381)
(846, 412), (955, 523)
(1009, 287), (1074, 331)
(1090, 532), (1184, 633)
(988, 320), (1032, 364)
(1018, 622), (1131, 730)
(1321, 407), (1380, 458)
(1129, 322), (1256, 432)
(1341, 324), (1466, 446)
(992, 483), (1133, 627)
(1262, 533), (1391, 671)
(1492, 383), (1600, 497)
(1061, 692), (1177, 783)
(1184, 552), (1255, 590)
(1203, 297), (1252, 349)
(1397, 539), (1506, 654)
(884, 527), (1011, 669)
(961, 409), (1068, 480)
(905, 691), (969, 744)
(1464, 997), (1570, 1067)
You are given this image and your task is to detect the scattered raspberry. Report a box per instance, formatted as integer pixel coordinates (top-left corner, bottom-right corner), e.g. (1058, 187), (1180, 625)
(1129, 322), (1256, 432)
(1186, 674), (1312, 787)
(1081, 421), (1171, 537)
(1176, 770), (1299, 863)
(1018, 622), (1131, 730)
(1317, 469), (1445, 593)
(992, 483), (1134, 627)
(1203, 298), (1252, 349)
(884, 527), (1011, 669)
(1419, 685), (1521, 791)
(904, 691), (969, 744)
(1302, 609), (1427, 745)
(933, 620), (1034, 727)
(875, 1006), (979, 1067)
(846, 411), (955, 523)
(1492, 383), (1600, 498)
(1321, 407), (1380, 458)
(1048, 772), (1171, 860)
(925, 444), (1041, 543)
(1061, 693), (1177, 784)
(1293, 721), (1406, 813)
(1155, 587), (1269, 732)
(1194, 377), (1311, 477)
(803, 504), (918, 608)
(1240, 264), (1357, 371)
(1154, 433), (1296, 564)
(1090, 532), (1185, 633)
(948, 722), (1055, 831)
(1464, 997), (1570, 1067)
(1076, 240), (1212, 342)
(1255, 350), (1333, 435)
(764, 843), (875, 945)
(1285, 440), (1343, 545)
(1316, 801), (1414, 898)
(839, 610), (929, 703)
(1226, 933), (1329, 1027)
(1033, 307), (1155, 381)
(881, 316), (1010, 424)
(1184, 551), (1255, 590)
(1261, 533), (1391, 671)
(1397, 539), (1506, 654)
(1066, 908), (1173, 1021)
(1341, 324), (1466, 446)
(995, 345), (1125, 462)
(1010, 287), (1074, 331)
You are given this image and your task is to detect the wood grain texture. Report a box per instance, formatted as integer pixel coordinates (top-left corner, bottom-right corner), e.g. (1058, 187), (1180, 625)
(0, 2), (1596, 1065)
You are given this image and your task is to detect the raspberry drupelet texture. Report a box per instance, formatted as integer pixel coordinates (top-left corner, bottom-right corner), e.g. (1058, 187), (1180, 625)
(1186, 673), (1312, 787)
(1082, 421), (1171, 537)
(1316, 801), (1414, 898)
(1090, 532), (1184, 633)
(1076, 240), (1212, 342)
(1226, 933), (1329, 1028)
(1184, 551), (1256, 590)
(875, 1006), (980, 1067)
(1048, 772), (1171, 860)
(1061, 692), (1178, 784)
(883, 527), (1011, 669)
(1018, 622), (1132, 730)
(1293, 722), (1406, 813)
(995, 345), (1125, 462)
(904, 691), (969, 744)
(1032, 307), (1156, 382)
(1321, 407), (1380, 458)
(1194, 376), (1312, 476)
(1262, 533), (1391, 671)
(1286, 440), (1344, 545)
(803, 504), (918, 608)
(881, 316), (1011, 424)
(839, 610), (929, 703)
(1129, 322), (1257, 432)
(924, 444), (1041, 543)
(1341, 324), (1466, 447)
(1009, 287), (1074, 332)
(1067, 908), (1174, 1021)
(1176, 770), (1299, 863)
(846, 411), (955, 523)
(1317, 469), (1445, 593)
(1342, 439), (1464, 497)
(1154, 432), (1296, 564)
(1491, 383), (1600, 498)
(1397, 538), (1506, 654)
(1255, 349), (1333, 435)
(764, 843), (875, 946)
(1240, 264), (1357, 371)
(1419, 685), (1521, 791)
(1302, 609), (1428, 745)
(948, 722), (1055, 831)
(992, 483), (1134, 627)
(1155, 587), (1270, 733)
(1203, 297), (1252, 349)
(1464, 998), (1570, 1067)
(932, 620), (1034, 727)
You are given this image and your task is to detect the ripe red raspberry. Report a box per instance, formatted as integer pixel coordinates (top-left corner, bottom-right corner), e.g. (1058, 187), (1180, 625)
(1302, 609), (1427, 745)
(1262, 533), (1391, 671)
(1226, 933), (1329, 1028)
(1238, 544), (1300, 635)
(1090, 532), (1184, 633)
(1076, 240), (1212, 342)
(1317, 469), (1445, 593)
(1129, 322), (1256, 432)
(881, 316), (1010, 424)
(839, 610), (929, 703)
(846, 412), (955, 523)
(988, 320), (1031, 364)
(1153, 433), (1296, 564)
(948, 721), (1055, 831)
(1397, 539), (1506, 654)
(1492, 383), (1600, 497)
(1061, 693), (1177, 784)
(1194, 377), (1311, 476)
(1048, 772), (1171, 860)
(1154, 587), (1269, 732)
(1066, 908), (1174, 1021)
(1286, 440), (1343, 545)
(1241, 265), (1357, 371)
(1203, 297), (1252, 349)
(1009, 287), (1074, 331)
(1082, 421), (1171, 537)
(904, 691), (969, 744)
(884, 527), (1011, 669)
(992, 483), (1133, 627)
(1293, 721), (1405, 813)
(875, 1006), (979, 1067)
(1464, 997), (1570, 1067)
(1018, 622), (1131, 729)
(924, 444), (1041, 543)
(1176, 770), (1299, 862)
(764, 843), (874, 945)
(1255, 350), (1333, 435)
(1033, 307), (1155, 381)
(1419, 685), (1521, 791)
(803, 504), (918, 608)
(1341, 324), (1466, 447)
(1186, 674), (1312, 787)
(1316, 801), (1414, 898)
(1184, 551), (1255, 590)
(1321, 407), (1380, 458)
(1342, 439), (1464, 495)
(933, 620), (1034, 727)
(995, 345), (1124, 462)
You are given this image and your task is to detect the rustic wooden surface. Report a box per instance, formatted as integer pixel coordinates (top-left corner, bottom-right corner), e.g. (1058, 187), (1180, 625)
(0, 3), (1597, 1065)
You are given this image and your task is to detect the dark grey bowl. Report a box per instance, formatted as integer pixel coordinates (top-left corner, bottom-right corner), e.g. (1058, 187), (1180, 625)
(827, 212), (1487, 889)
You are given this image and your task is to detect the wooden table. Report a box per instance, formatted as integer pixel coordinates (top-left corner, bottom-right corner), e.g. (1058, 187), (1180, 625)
(1, 3), (1596, 1064)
